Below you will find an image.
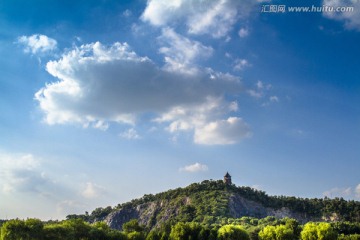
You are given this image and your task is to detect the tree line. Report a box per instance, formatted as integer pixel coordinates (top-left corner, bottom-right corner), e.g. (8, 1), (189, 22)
(1, 217), (360, 240)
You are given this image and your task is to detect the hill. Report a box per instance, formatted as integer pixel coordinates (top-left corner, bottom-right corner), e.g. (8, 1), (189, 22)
(69, 180), (360, 230)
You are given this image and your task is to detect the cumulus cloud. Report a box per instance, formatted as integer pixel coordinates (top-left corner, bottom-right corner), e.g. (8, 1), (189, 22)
(194, 117), (252, 145)
(141, 0), (262, 38)
(154, 97), (251, 144)
(17, 34), (57, 54)
(233, 58), (251, 71)
(322, 0), (360, 31)
(81, 182), (106, 199)
(159, 28), (213, 74)
(0, 152), (53, 194)
(238, 27), (249, 38)
(247, 80), (274, 101)
(35, 41), (249, 145)
(179, 163), (208, 172)
(120, 128), (141, 140)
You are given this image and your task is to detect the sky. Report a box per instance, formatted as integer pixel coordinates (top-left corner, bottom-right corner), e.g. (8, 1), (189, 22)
(0, 0), (359, 220)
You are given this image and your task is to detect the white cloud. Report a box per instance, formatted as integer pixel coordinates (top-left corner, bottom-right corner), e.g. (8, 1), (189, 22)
(17, 34), (57, 54)
(36, 41), (248, 145)
(155, 97), (251, 145)
(57, 200), (88, 216)
(186, 0), (239, 38)
(322, 0), (360, 31)
(141, 0), (185, 26)
(233, 58), (251, 71)
(323, 187), (352, 198)
(179, 163), (208, 172)
(81, 182), (106, 199)
(248, 81), (274, 101)
(238, 27), (249, 38)
(123, 9), (132, 17)
(0, 151), (53, 194)
(159, 28), (213, 74)
(247, 89), (263, 98)
(194, 117), (252, 145)
(257, 80), (264, 89)
(269, 96), (279, 102)
(120, 128), (141, 140)
(141, 0), (261, 38)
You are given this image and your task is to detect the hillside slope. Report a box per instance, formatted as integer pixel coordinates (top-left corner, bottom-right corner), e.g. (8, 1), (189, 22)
(71, 180), (360, 230)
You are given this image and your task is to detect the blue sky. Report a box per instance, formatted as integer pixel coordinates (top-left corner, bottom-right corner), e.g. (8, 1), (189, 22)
(0, 0), (359, 219)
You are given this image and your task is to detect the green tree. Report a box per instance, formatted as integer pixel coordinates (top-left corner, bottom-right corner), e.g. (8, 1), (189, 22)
(301, 222), (337, 240)
(123, 219), (145, 233)
(283, 218), (301, 238)
(259, 224), (295, 240)
(123, 219), (146, 240)
(43, 223), (73, 240)
(316, 222), (337, 240)
(301, 222), (318, 240)
(146, 230), (161, 240)
(259, 225), (277, 240)
(338, 234), (360, 240)
(274, 225), (295, 240)
(25, 219), (44, 240)
(169, 222), (200, 240)
(217, 224), (250, 240)
(128, 231), (146, 240)
(1, 219), (28, 240)
(61, 218), (91, 239)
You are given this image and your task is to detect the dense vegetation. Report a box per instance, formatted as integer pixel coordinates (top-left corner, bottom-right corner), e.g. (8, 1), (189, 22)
(70, 180), (360, 225)
(1, 217), (360, 239)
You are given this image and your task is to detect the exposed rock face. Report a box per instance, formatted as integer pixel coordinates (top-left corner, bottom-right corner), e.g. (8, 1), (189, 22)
(106, 207), (139, 230)
(106, 198), (191, 230)
(228, 194), (314, 223)
(228, 193), (269, 218)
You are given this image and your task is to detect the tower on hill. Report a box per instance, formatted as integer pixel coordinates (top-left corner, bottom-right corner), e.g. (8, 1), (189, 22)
(224, 172), (232, 185)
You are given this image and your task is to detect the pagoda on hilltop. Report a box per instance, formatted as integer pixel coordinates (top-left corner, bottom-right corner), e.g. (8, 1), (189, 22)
(223, 172), (232, 185)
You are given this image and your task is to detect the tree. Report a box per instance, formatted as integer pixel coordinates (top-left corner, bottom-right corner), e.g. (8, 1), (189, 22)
(123, 219), (146, 240)
(217, 224), (250, 240)
(275, 225), (295, 240)
(1, 219), (28, 240)
(301, 222), (337, 240)
(283, 218), (301, 238)
(146, 230), (161, 240)
(259, 225), (295, 240)
(316, 222), (337, 240)
(123, 219), (145, 233)
(43, 224), (73, 240)
(61, 218), (91, 239)
(25, 219), (44, 240)
(128, 231), (146, 240)
(169, 222), (202, 240)
(301, 222), (318, 240)
(259, 225), (277, 240)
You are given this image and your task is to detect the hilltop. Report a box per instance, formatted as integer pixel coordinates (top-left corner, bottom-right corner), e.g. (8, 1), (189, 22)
(68, 179), (360, 230)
